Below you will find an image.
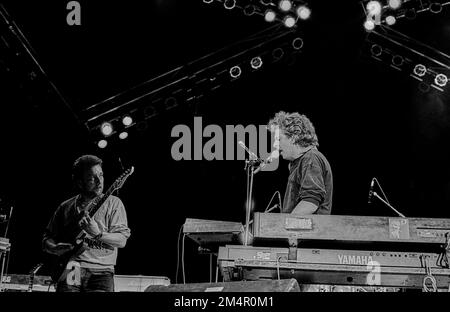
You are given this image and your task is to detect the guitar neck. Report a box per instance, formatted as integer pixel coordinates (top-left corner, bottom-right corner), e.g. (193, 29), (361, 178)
(74, 188), (115, 240)
(27, 272), (35, 292)
(87, 190), (112, 218)
(28, 264), (42, 292)
(75, 166), (134, 241)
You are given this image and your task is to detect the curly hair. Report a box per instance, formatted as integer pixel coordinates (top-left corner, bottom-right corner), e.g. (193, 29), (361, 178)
(268, 111), (319, 147)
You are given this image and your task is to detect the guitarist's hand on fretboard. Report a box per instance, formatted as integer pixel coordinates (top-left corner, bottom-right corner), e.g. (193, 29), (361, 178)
(78, 213), (102, 238)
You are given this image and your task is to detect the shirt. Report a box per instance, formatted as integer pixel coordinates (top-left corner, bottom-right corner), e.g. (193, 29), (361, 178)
(43, 194), (131, 270)
(282, 146), (333, 214)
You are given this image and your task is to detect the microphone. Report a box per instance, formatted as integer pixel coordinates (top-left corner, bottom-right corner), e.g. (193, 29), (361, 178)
(264, 150), (279, 164)
(368, 178), (375, 204)
(266, 203), (279, 213)
(238, 141), (261, 162)
(254, 150), (279, 174)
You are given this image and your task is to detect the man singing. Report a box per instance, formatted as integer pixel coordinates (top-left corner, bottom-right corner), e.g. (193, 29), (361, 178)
(268, 111), (333, 215)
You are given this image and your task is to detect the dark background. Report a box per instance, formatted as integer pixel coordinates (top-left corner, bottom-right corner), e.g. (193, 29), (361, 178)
(1, 0), (450, 284)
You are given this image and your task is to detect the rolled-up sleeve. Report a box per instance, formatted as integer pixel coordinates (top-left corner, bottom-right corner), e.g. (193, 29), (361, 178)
(298, 161), (326, 207)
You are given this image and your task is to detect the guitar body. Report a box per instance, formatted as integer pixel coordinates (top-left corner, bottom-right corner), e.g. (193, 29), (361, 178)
(44, 166), (134, 284)
(45, 239), (87, 283)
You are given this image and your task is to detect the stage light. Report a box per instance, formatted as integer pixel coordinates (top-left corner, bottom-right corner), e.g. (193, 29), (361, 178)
(429, 2), (442, 13)
(272, 48), (284, 60)
(283, 15), (296, 28)
(385, 15), (396, 25)
(136, 121), (148, 131)
(264, 9), (276, 22)
(364, 19), (376, 31)
(119, 132), (129, 140)
(164, 97), (178, 109)
(224, 0), (236, 10)
(370, 44), (382, 57)
(413, 64), (427, 77)
(144, 105), (156, 118)
(292, 37), (303, 50)
(418, 82), (430, 92)
(392, 55), (404, 67)
(279, 0), (292, 12)
(434, 74), (448, 87)
(366, 1), (382, 16)
(388, 0), (402, 10)
(244, 5), (256, 16)
(100, 122), (113, 137)
(98, 140), (108, 149)
(296, 5), (311, 20)
(250, 57), (263, 69)
(229, 65), (242, 78)
(405, 8), (416, 19)
(122, 115), (133, 127)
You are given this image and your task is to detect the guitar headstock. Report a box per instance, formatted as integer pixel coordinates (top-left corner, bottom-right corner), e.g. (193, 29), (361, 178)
(111, 166), (134, 193)
(29, 263), (43, 275)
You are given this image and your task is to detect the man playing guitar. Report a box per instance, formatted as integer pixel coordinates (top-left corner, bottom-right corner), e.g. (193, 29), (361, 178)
(42, 155), (131, 292)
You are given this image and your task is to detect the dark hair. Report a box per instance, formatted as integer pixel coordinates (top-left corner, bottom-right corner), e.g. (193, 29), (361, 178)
(72, 155), (103, 183)
(268, 111), (319, 147)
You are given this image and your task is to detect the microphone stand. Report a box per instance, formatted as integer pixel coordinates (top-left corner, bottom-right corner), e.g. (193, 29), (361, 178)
(244, 159), (261, 246)
(372, 191), (406, 218)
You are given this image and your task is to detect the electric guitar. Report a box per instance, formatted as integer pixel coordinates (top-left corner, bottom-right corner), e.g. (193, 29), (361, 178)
(46, 166), (134, 283)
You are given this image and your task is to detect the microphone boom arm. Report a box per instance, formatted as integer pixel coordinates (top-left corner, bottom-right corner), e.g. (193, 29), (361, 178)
(372, 191), (406, 218)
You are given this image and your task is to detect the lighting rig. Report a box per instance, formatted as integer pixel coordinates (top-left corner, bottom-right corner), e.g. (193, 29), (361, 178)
(363, 26), (450, 92)
(202, 0), (311, 28)
(82, 25), (304, 149)
(360, 0), (450, 92)
(362, 0), (450, 29)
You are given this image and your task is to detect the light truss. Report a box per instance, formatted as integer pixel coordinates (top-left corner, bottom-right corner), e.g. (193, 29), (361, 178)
(82, 25), (304, 146)
(361, 0), (450, 29)
(363, 25), (450, 92)
(203, 0), (311, 28)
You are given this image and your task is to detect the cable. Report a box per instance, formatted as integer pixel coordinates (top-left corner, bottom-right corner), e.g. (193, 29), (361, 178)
(276, 256), (284, 281)
(264, 191), (280, 212)
(215, 262), (219, 283)
(175, 223), (184, 284)
(4, 247), (10, 282)
(3, 205), (13, 238)
(209, 253), (212, 283)
(422, 256), (437, 292)
(373, 177), (391, 205)
(182, 234), (186, 284)
(278, 191), (283, 212)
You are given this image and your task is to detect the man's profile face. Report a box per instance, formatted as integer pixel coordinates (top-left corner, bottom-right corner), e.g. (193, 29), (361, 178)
(80, 164), (104, 197)
(274, 130), (296, 161)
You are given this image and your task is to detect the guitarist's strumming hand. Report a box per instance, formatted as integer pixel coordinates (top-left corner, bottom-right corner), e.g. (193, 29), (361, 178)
(79, 212), (102, 238)
(44, 239), (74, 256)
(53, 243), (74, 256)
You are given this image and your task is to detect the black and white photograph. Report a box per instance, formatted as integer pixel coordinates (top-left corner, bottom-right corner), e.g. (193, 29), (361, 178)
(1, 0), (450, 304)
